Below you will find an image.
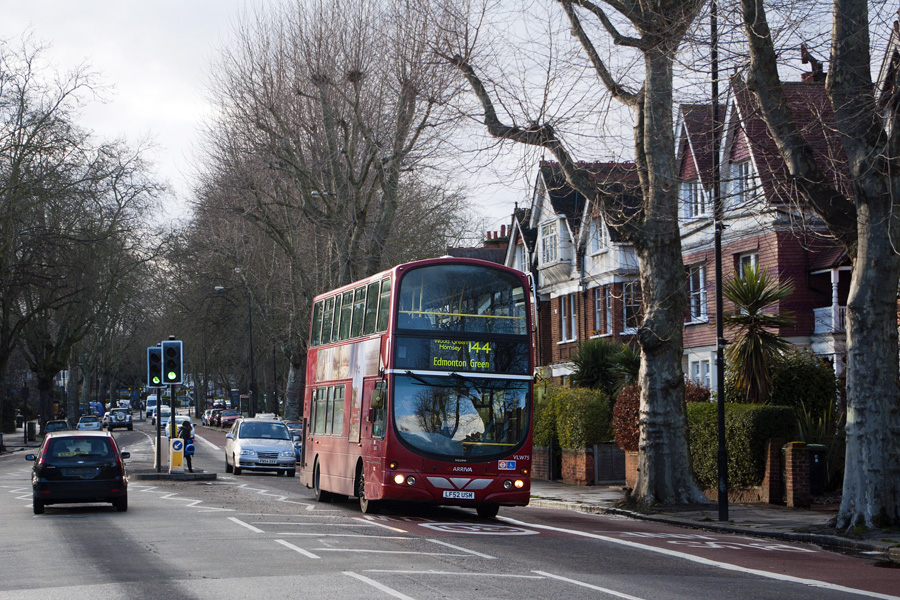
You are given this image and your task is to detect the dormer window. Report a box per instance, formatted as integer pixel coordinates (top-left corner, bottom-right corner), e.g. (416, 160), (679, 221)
(540, 221), (558, 264)
(730, 160), (758, 207)
(682, 179), (707, 218)
(589, 218), (609, 254)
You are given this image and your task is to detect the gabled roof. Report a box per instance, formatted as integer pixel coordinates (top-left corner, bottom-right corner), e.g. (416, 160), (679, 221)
(537, 160), (641, 242)
(678, 103), (725, 188)
(730, 79), (849, 204)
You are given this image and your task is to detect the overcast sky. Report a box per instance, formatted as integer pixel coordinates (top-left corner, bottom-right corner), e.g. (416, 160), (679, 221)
(2, 0), (525, 236)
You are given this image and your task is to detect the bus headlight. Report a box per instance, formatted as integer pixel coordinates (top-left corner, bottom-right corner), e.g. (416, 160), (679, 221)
(393, 474), (406, 485)
(514, 479), (525, 489)
(406, 476), (416, 486)
(503, 480), (512, 489)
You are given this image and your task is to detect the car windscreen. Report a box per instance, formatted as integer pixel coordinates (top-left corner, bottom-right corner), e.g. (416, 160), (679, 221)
(238, 423), (290, 440)
(80, 417), (99, 423)
(44, 437), (114, 462)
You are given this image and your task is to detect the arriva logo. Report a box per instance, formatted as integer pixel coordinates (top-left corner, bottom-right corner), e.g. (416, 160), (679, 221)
(452, 466), (473, 472)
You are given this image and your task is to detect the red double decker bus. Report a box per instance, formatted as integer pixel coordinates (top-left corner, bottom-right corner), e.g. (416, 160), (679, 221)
(299, 257), (534, 517)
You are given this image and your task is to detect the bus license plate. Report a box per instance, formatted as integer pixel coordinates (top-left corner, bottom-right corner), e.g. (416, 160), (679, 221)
(442, 490), (475, 500)
(258, 459), (277, 464)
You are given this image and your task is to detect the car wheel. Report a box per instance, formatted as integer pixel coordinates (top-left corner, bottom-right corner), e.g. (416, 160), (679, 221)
(357, 470), (379, 514)
(114, 496), (128, 512)
(128, 425), (133, 431)
(33, 499), (44, 515)
(287, 469), (296, 478)
(233, 456), (242, 475)
(225, 455), (233, 473)
(476, 504), (500, 519)
(314, 463), (331, 502)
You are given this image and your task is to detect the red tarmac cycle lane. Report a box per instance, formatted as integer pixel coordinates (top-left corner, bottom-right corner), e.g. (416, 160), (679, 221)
(496, 507), (900, 598)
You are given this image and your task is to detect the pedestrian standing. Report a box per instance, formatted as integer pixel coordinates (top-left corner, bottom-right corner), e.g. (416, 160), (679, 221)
(179, 421), (194, 473)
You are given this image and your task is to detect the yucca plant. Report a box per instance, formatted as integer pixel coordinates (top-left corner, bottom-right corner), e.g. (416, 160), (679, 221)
(569, 338), (626, 396)
(723, 265), (795, 404)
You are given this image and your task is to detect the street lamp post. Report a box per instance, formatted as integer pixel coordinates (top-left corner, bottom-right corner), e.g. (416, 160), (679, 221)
(234, 269), (256, 418)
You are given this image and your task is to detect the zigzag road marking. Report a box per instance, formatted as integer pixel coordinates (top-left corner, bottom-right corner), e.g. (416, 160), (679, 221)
(129, 483), (234, 512)
(218, 479), (323, 510)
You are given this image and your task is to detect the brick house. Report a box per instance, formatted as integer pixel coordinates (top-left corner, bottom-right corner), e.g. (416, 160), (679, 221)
(505, 161), (640, 382)
(677, 74), (851, 390)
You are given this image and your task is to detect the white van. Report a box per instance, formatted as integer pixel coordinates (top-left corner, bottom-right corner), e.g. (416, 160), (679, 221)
(146, 395), (159, 418)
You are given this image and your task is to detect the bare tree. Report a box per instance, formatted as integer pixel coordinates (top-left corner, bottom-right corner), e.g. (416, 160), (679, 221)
(440, 0), (707, 504)
(737, 0), (900, 529)
(193, 0), (471, 419)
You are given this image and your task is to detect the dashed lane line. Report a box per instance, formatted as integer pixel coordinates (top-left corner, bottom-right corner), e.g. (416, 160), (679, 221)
(533, 570), (646, 599)
(343, 571), (417, 600)
(275, 539), (320, 559)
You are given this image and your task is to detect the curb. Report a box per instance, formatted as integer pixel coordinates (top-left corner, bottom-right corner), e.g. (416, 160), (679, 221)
(529, 497), (899, 564)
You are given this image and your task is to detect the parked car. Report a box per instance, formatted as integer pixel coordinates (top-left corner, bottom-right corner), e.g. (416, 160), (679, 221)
(284, 420), (304, 461)
(218, 409), (240, 428)
(201, 409), (214, 426)
(106, 408), (133, 431)
(76, 416), (103, 431)
(25, 430), (129, 514)
(225, 418), (296, 477)
(209, 409), (223, 427)
(44, 420), (70, 434)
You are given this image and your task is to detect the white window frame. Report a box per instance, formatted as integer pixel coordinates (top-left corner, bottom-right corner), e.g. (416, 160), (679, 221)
(622, 281), (641, 334)
(558, 294), (577, 343)
(593, 288), (603, 336)
(682, 179), (706, 218)
(688, 264), (708, 322)
(604, 287), (613, 334)
(731, 160), (757, 207)
(540, 221), (558, 264)
(589, 218), (609, 254)
(690, 359), (711, 388)
(737, 252), (758, 280)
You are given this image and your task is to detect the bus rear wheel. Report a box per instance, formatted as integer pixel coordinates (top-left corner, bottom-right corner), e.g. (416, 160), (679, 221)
(314, 463), (332, 503)
(476, 504), (500, 519)
(357, 471), (379, 515)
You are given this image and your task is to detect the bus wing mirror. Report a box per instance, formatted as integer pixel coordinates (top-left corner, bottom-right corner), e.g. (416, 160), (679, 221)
(370, 389), (385, 410)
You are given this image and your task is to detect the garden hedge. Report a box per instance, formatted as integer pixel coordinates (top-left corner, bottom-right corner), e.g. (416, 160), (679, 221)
(687, 402), (797, 489)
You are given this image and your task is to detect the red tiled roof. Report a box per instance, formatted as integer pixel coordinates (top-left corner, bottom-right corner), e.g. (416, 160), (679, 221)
(679, 104), (725, 186)
(732, 80), (850, 204)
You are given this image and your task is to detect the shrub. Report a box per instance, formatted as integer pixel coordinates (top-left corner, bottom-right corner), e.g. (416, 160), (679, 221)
(553, 386), (611, 449)
(570, 339), (627, 396)
(684, 379), (711, 403)
(687, 402), (797, 489)
(532, 387), (558, 448)
(769, 348), (838, 420)
(612, 383), (640, 452)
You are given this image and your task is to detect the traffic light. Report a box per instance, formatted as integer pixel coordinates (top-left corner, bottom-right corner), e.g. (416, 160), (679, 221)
(161, 340), (183, 385)
(147, 347), (163, 388)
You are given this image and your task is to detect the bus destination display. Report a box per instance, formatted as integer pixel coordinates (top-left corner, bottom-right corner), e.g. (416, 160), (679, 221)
(394, 336), (530, 375)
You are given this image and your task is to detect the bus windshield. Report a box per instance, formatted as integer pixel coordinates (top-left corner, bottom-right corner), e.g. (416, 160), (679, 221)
(392, 374), (529, 460)
(397, 264), (527, 335)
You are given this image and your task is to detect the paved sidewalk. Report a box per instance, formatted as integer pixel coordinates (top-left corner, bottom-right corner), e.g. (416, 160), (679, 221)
(529, 479), (900, 564)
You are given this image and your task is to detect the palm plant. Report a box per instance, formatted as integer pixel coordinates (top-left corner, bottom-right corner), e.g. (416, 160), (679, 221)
(723, 265), (795, 404)
(570, 338), (624, 396)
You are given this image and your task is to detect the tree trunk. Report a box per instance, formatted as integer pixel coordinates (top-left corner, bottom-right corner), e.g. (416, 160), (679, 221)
(631, 47), (706, 505)
(837, 194), (900, 529)
(283, 360), (305, 421)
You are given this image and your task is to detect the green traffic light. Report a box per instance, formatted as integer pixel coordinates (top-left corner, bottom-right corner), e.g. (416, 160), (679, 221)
(167, 372), (176, 381)
(152, 376), (161, 384)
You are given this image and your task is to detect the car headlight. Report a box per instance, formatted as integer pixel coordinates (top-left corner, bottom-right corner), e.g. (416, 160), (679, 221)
(280, 450), (294, 458)
(239, 448), (257, 457)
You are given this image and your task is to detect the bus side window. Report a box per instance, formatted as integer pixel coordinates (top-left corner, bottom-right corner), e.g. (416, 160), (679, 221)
(371, 382), (386, 439)
(363, 281), (379, 335)
(321, 297), (334, 345)
(376, 278), (391, 332)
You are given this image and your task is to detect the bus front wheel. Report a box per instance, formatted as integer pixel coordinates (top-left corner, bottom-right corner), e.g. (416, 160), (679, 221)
(476, 504), (500, 519)
(357, 471), (379, 515)
(314, 463), (332, 503)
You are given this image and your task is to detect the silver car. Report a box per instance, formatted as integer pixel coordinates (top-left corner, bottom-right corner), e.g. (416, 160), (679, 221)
(225, 418), (296, 477)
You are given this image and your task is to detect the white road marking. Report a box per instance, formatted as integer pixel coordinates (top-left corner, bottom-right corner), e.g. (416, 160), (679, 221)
(500, 517), (900, 600)
(319, 549), (467, 556)
(278, 533), (412, 539)
(354, 516), (406, 532)
(193, 433), (219, 450)
(426, 538), (496, 559)
(343, 571), (417, 600)
(367, 570), (544, 579)
(533, 570), (646, 599)
(275, 538), (320, 559)
(228, 517), (263, 533)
